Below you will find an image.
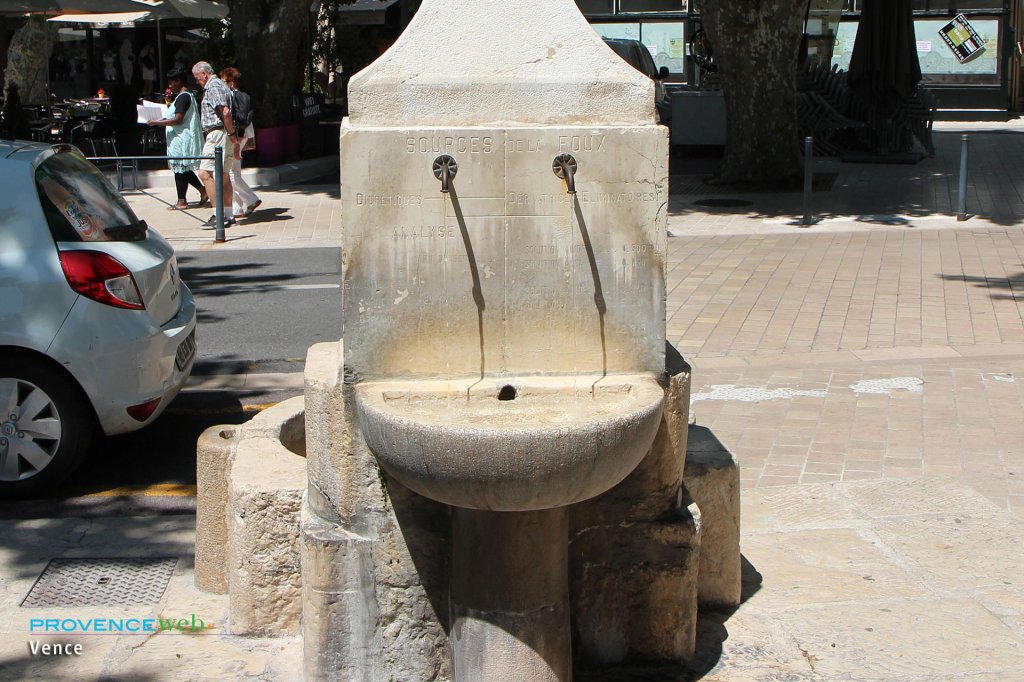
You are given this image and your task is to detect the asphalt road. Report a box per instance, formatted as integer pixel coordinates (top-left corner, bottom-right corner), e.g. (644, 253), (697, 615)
(0, 247), (342, 517)
(181, 246), (343, 376)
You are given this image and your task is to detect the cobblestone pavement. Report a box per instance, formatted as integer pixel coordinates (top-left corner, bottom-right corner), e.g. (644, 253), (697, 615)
(665, 121), (1024, 520)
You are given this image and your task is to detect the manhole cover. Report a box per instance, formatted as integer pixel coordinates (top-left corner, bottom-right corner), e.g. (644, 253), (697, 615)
(692, 198), (754, 208)
(21, 558), (177, 607)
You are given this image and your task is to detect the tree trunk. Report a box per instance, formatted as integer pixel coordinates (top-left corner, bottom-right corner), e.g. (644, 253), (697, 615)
(3, 17), (56, 105)
(226, 0), (312, 127)
(701, 0), (808, 187)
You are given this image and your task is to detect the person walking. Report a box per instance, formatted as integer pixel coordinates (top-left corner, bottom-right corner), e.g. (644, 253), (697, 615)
(219, 67), (261, 218)
(191, 61), (237, 228)
(146, 68), (207, 211)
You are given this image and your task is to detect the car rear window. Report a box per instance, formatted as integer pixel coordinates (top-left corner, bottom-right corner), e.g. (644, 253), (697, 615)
(35, 148), (141, 242)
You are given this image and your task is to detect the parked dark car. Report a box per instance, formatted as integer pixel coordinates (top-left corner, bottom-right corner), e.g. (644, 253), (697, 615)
(603, 37), (672, 125)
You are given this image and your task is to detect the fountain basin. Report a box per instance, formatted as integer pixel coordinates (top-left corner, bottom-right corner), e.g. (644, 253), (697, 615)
(354, 374), (665, 511)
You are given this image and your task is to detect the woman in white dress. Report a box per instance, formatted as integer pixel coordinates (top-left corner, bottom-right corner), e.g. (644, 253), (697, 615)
(219, 67), (262, 218)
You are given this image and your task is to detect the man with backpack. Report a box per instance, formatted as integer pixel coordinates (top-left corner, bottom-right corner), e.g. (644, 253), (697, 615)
(220, 67), (262, 219)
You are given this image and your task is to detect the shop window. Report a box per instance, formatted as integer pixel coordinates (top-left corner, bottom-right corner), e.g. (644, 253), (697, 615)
(831, 17), (1000, 84)
(909, 1), (1005, 10)
(844, 1), (1006, 11)
(593, 21), (686, 76)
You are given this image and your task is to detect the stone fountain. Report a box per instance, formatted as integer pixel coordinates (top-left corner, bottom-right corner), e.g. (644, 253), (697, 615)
(195, 0), (742, 679)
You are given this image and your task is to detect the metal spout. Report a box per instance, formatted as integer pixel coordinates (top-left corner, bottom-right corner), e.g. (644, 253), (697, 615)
(433, 154), (458, 194)
(552, 153), (578, 194)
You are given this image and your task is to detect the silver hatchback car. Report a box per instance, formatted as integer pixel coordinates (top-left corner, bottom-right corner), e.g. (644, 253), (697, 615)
(0, 141), (197, 497)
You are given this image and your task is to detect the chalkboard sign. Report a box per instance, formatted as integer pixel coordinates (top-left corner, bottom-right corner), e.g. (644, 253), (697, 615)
(937, 14), (986, 64)
(293, 93), (325, 120)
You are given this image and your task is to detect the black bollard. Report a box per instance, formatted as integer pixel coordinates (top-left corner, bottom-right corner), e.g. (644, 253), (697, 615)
(802, 136), (814, 226)
(957, 134), (969, 222)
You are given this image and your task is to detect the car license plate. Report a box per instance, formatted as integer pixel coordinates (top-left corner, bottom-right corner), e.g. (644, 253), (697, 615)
(175, 330), (196, 371)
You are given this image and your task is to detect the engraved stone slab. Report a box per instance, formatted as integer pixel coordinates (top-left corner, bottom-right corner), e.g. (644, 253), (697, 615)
(342, 124), (668, 381)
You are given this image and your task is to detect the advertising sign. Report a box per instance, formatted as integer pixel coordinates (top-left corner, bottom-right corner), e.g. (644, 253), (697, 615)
(938, 14), (986, 63)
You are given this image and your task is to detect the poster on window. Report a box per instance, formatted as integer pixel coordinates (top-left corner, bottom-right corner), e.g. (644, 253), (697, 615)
(938, 14), (986, 63)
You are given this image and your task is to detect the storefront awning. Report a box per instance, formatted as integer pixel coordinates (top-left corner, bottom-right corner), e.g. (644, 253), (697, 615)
(1, 1), (146, 16)
(47, 10), (151, 24)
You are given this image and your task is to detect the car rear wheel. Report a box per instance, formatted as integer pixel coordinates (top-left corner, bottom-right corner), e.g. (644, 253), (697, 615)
(0, 358), (93, 498)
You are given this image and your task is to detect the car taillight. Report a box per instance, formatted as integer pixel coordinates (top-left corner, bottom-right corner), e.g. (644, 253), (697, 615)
(58, 250), (146, 310)
(126, 397), (161, 422)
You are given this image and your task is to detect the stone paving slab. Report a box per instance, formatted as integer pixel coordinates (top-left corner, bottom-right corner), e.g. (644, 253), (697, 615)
(667, 227), (1024, 359)
(695, 480), (1024, 682)
(1, 480), (1021, 681)
(688, 356), (1024, 517)
(122, 184), (342, 252)
(0, 516), (301, 681)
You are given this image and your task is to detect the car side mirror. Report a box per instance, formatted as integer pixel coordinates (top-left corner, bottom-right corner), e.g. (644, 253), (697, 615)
(658, 66), (670, 80)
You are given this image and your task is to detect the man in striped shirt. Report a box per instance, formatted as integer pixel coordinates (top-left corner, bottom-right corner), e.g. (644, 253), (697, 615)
(192, 61), (238, 227)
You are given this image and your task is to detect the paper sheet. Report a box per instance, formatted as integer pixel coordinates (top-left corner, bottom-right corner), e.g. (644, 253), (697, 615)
(136, 101), (168, 124)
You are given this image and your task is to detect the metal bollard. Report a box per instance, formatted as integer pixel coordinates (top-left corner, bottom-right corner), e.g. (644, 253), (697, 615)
(214, 145), (225, 243)
(957, 134), (969, 222)
(802, 136), (814, 226)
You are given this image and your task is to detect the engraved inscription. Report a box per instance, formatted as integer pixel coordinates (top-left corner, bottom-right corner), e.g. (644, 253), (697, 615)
(622, 243), (664, 256)
(586, 191), (657, 204)
(508, 192), (570, 208)
(407, 136), (494, 154)
(508, 139), (542, 153)
(392, 225), (457, 240)
(356, 194), (423, 206)
(558, 135), (605, 152)
(508, 191), (656, 205)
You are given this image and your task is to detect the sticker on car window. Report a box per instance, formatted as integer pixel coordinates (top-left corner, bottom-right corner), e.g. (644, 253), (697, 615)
(35, 149), (140, 243)
(38, 175), (98, 239)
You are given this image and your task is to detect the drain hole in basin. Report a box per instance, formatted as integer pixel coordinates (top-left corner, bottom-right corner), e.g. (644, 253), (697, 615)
(498, 385), (517, 401)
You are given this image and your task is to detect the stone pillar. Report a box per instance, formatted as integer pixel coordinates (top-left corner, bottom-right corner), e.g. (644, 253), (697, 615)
(685, 425), (742, 609)
(302, 342), (451, 681)
(195, 424), (238, 594)
(570, 347), (700, 666)
(451, 507), (571, 682)
(226, 436), (306, 636)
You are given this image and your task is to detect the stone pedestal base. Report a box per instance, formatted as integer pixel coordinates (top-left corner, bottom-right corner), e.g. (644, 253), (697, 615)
(451, 508), (571, 682)
(198, 341), (743, 679)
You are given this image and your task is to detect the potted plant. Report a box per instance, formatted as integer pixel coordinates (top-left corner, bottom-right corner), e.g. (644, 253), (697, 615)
(253, 92), (286, 166)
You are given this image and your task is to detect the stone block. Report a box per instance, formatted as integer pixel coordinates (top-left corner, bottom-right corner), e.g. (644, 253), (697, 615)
(347, 1), (655, 128)
(241, 395), (306, 454)
(198, 398), (305, 595)
(684, 425), (742, 609)
(227, 436), (307, 636)
(304, 341), (393, 530)
(572, 346), (691, 526)
(341, 126), (668, 383)
(195, 424), (238, 594)
(570, 502), (702, 666)
(301, 492), (451, 681)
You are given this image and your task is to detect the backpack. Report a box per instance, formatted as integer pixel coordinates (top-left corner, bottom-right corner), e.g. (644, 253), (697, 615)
(230, 89), (253, 130)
